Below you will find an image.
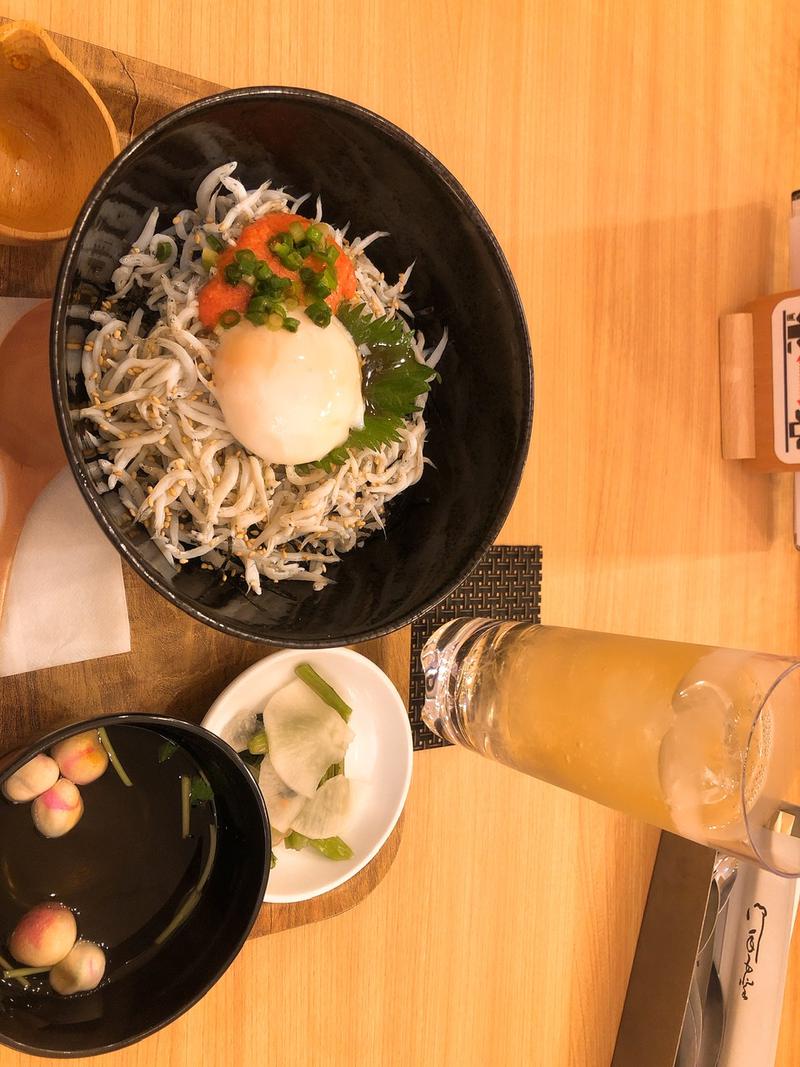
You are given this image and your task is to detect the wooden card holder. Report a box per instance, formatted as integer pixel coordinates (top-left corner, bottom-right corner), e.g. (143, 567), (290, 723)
(719, 289), (800, 472)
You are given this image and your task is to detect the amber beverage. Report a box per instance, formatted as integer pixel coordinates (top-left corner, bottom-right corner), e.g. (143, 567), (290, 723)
(422, 620), (800, 875)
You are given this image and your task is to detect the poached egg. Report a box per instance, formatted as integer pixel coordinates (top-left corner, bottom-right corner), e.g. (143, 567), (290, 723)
(212, 309), (364, 466)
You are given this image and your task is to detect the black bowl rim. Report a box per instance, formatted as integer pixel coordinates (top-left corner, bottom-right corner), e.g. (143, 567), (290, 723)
(0, 713), (269, 1059)
(51, 85), (534, 647)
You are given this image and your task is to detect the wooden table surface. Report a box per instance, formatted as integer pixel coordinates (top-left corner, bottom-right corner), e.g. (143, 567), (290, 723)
(2, 1), (800, 1064)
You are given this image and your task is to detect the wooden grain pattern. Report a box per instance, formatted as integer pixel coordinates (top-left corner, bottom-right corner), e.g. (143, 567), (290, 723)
(719, 313), (756, 459)
(0, 2), (799, 1066)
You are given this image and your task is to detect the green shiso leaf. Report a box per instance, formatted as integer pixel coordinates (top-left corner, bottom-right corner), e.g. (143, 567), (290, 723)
(297, 303), (439, 474)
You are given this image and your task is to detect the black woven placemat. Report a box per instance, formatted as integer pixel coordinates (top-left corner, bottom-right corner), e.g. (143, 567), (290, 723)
(409, 545), (542, 750)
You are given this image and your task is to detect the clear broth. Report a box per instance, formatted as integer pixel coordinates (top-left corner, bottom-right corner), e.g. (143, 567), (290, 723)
(0, 725), (216, 1000)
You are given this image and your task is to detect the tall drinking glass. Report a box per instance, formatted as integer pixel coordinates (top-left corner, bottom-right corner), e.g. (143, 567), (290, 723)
(422, 619), (800, 875)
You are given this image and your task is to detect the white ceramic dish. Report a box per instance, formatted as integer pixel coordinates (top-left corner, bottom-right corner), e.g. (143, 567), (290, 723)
(202, 647), (412, 904)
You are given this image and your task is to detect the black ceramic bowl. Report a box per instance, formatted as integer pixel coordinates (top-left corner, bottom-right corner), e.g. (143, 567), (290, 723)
(52, 88), (532, 646)
(0, 715), (268, 1057)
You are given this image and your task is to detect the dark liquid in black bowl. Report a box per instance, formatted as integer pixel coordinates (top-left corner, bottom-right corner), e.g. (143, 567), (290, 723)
(0, 726), (216, 1001)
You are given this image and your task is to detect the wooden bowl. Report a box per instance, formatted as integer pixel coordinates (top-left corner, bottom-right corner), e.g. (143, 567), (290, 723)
(0, 21), (120, 245)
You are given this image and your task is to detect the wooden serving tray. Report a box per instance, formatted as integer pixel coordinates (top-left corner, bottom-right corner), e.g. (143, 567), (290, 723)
(0, 20), (407, 938)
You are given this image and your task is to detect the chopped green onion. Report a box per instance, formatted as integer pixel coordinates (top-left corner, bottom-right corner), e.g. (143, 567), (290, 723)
(180, 775), (191, 838)
(281, 250), (303, 271)
(267, 312), (284, 330)
(300, 264), (336, 300)
(247, 295), (272, 315)
(269, 235), (292, 256)
(306, 224), (324, 247)
(206, 233), (224, 253)
(294, 662), (352, 720)
(224, 264), (243, 286)
(283, 316), (300, 333)
(234, 249), (257, 271)
(201, 246), (218, 271)
(305, 301), (332, 328)
(219, 309), (241, 329)
(245, 310), (266, 326)
(321, 265), (337, 290)
(98, 727), (132, 786)
(262, 275), (291, 298)
(284, 296), (299, 310)
(288, 221), (306, 243)
(295, 241), (313, 259)
(325, 244), (340, 264)
(284, 830), (308, 851)
(155, 241), (172, 263)
(309, 279), (332, 300)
